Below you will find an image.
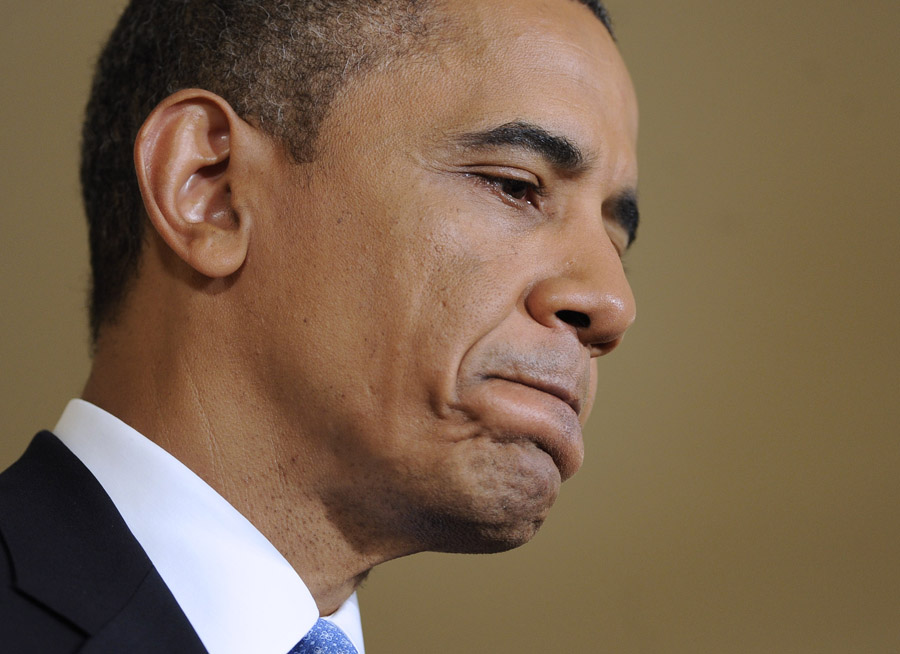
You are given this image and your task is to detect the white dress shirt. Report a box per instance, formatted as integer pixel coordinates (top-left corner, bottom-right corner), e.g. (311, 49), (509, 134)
(53, 399), (365, 654)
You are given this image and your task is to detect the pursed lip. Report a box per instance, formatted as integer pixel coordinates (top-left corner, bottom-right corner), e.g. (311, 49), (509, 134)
(485, 374), (583, 416)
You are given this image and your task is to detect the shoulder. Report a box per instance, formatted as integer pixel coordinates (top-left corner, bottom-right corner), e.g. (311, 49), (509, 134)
(0, 431), (207, 653)
(0, 432), (92, 650)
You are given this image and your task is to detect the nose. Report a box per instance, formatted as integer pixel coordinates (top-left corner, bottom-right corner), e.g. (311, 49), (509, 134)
(524, 235), (636, 357)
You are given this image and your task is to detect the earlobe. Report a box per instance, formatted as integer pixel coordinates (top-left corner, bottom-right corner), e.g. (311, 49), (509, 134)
(135, 89), (250, 278)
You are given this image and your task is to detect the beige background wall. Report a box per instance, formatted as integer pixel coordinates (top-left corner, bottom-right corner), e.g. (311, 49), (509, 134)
(2, 1), (898, 652)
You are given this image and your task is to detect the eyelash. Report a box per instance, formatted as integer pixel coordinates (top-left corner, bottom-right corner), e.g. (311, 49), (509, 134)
(469, 173), (545, 208)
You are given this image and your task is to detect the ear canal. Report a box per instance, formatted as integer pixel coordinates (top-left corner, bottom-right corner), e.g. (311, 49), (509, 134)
(180, 160), (232, 226)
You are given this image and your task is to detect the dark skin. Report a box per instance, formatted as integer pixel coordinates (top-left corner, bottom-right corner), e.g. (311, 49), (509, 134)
(455, 120), (639, 248)
(84, 0), (638, 615)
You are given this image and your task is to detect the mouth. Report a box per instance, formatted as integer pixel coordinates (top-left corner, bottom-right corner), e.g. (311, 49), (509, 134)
(479, 374), (585, 480)
(485, 375), (581, 416)
(485, 375), (582, 416)
(458, 372), (586, 480)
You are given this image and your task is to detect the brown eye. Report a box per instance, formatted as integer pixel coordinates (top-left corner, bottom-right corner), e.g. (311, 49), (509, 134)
(470, 173), (542, 207)
(497, 178), (532, 201)
(466, 172), (544, 209)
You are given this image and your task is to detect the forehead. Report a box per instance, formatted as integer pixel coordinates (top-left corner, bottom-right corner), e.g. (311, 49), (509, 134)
(437, 0), (632, 103)
(315, 0), (637, 181)
(449, 2), (634, 142)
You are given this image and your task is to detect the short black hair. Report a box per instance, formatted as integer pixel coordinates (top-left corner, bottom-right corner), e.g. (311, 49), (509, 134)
(80, 0), (614, 342)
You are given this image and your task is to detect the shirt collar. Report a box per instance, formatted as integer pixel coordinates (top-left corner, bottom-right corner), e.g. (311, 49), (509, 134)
(54, 399), (364, 654)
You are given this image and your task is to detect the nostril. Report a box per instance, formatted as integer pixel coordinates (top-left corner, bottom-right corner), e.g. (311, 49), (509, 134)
(556, 310), (591, 329)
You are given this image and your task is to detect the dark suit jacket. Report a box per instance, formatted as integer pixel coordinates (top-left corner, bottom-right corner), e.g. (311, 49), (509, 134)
(0, 431), (207, 653)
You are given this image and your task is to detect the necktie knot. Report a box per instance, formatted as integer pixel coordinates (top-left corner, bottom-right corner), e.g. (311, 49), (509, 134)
(289, 618), (359, 654)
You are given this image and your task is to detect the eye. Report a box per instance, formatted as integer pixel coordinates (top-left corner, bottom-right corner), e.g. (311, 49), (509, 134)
(469, 173), (544, 208)
(495, 177), (532, 201)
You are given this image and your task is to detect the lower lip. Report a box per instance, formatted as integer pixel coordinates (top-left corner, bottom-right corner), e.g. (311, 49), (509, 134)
(461, 378), (584, 480)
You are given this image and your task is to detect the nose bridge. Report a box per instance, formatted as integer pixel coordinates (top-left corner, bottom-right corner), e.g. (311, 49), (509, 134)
(525, 218), (636, 356)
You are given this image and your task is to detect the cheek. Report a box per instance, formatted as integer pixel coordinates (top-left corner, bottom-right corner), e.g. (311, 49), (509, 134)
(401, 230), (522, 371)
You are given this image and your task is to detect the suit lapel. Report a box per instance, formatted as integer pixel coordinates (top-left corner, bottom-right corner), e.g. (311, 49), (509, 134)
(80, 566), (206, 654)
(0, 432), (206, 653)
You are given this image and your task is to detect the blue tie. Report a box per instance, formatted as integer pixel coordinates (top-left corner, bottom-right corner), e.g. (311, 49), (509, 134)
(288, 618), (359, 654)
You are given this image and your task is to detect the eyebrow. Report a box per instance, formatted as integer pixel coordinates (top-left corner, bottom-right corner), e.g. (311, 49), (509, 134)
(454, 121), (639, 246)
(454, 121), (587, 172)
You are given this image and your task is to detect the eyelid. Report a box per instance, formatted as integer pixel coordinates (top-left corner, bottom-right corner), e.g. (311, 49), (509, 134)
(467, 173), (545, 211)
(463, 165), (546, 209)
(463, 165), (543, 189)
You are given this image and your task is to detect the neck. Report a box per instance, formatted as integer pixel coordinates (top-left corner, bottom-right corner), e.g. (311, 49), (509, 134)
(83, 317), (392, 615)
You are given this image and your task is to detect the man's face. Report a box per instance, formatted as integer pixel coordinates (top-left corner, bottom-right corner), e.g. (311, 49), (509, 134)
(245, 0), (638, 554)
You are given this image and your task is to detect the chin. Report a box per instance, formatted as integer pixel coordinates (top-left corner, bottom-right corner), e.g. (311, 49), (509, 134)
(460, 517), (550, 554)
(413, 445), (563, 554)
(414, 509), (550, 555)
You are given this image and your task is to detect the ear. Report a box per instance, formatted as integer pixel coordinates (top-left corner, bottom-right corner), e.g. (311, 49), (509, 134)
(135, 89), (250, 278)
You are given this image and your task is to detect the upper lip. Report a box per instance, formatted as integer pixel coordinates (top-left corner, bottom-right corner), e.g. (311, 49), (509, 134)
(488, 374), (583, 416)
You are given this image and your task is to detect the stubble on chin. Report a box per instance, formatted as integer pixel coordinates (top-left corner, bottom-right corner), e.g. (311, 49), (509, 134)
(404, 435), (563, 554)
